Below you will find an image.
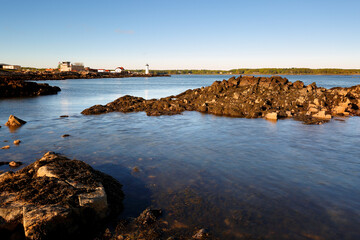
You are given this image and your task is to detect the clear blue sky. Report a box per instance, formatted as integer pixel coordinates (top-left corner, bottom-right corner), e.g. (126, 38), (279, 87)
(1, 0), (359, 69)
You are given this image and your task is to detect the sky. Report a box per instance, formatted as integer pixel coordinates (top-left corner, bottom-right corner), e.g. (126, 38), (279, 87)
(1, 0), (359, 69)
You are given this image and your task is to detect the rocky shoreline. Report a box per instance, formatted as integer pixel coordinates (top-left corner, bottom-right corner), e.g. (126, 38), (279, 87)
(0, 79), (61, 98)
(81, 75), (360, 124)
(0, 152), (124, 239)
(0, 71), (169, 81)
(0, 151), (212, 240)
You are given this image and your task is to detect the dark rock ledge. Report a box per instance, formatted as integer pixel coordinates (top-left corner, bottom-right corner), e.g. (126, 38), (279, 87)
(81, 75), (360, 124)
(0, 152), (124, 240)
(0, 79), (61, 98)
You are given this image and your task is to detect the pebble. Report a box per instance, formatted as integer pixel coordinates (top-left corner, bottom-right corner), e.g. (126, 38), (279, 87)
(132, 166), (140, 172)
(13, 140), (21, 145)
(62, 134), (70, 138)
(1, 145), (10, 150)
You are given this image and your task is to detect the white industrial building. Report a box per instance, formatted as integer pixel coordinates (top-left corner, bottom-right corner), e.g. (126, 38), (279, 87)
(1, 64), (21, 70)
(59, 62), (84, 72)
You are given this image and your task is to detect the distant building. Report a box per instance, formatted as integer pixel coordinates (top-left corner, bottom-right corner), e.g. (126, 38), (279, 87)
(115, 67), (125, 73)
(98, 69), (105, 73)
(2, 64), (21, 70)
(71, 62), (85, 72)
(145, 64), (149, 74)
(59, 62), (85, 72)
(59, 62), (71, 72)
(84, 67), (97, 73)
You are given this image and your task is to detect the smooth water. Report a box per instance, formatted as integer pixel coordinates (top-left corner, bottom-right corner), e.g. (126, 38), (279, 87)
(1, 75), (360, 239)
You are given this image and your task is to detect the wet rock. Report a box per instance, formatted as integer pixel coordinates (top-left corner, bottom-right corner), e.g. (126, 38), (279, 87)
(1, 145), (10, 149)
(136, 208), (162, 225)
(0, 79), (60, 98)
(5, 115), (26, 127)
(13, 140), (21, 145)
(62, 134), (70, 138)
(60, 115), (69, 118)
(0, 151), (124, 239)
(82, 76), (360, 125)
(9, 161), (21, 167)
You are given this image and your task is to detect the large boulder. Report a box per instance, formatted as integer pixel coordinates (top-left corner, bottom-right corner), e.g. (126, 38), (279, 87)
(0, 152), (124, 240)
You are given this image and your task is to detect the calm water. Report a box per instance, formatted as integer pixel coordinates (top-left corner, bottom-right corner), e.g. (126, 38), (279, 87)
(1, 75), (360, 239)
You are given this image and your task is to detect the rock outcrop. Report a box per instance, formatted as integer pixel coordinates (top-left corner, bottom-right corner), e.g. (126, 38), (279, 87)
(0, 152), (124, 240)
(81, 76), (360, 124)
(0, 79), (60, 98)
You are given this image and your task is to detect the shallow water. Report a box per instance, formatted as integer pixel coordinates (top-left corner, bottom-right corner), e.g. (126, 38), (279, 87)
(1, 75), (360, 239)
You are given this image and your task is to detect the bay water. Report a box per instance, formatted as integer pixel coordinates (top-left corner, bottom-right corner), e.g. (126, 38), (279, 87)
(1, 75), (360, 239)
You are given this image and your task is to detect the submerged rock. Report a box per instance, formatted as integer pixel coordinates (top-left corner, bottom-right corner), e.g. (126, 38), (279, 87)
(82, 76), (360, 124)
(98, 208), (213, 240)
(0, 151), (124, 239)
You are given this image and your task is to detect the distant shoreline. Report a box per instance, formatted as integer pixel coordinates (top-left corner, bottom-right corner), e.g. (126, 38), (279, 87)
(171, 73), (360, 76)
(0, 71), (170, 81)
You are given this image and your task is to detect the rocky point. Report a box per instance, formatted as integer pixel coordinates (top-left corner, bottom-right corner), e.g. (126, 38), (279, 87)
(0, 79), (60, 98)
(81, 76), (360, 124)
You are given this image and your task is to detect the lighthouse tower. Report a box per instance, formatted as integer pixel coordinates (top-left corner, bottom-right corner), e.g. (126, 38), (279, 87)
(145, 64), (149, 75)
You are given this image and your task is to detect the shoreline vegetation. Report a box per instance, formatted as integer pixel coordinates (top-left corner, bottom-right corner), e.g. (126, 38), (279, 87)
(139, 68), (360, 76)
(1, 68), (360, 82)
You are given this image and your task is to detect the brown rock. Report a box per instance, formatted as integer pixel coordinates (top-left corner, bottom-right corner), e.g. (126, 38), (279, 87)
(9, 161), (21, 167)
(265, 112), (278, 120)
(13, 140), (21, 145)
(81, 76), (360, 125)
(313, 110), (332, 119)
(1, 145), (10, 149)
(0, 151), (124, 239)
(5, 115), (26, 127)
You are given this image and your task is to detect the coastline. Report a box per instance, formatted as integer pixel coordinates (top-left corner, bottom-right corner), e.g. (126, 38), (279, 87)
(0, 71), (170, 81)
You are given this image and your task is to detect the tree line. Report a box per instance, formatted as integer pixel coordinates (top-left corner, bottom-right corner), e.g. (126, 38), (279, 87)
(131, 68), (360, 75)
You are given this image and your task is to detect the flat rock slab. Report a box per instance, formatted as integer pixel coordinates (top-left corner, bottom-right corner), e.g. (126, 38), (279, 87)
(0, 151), (124, 239)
